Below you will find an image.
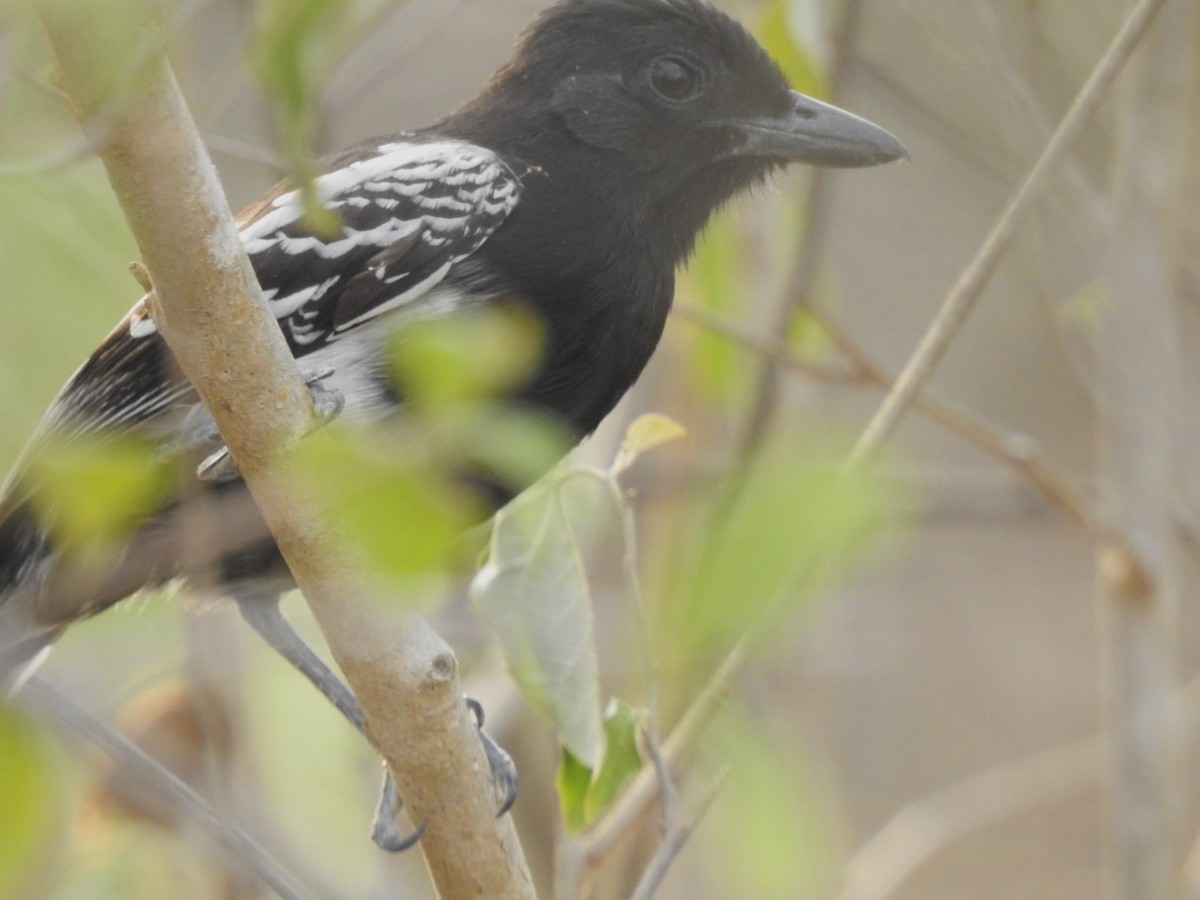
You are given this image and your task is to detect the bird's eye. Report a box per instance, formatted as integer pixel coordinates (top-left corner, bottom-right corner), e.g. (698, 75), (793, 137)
(647, 56), (703, 103)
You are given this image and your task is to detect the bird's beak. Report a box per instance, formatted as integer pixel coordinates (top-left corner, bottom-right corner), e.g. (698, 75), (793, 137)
(730, 91), (907, 168)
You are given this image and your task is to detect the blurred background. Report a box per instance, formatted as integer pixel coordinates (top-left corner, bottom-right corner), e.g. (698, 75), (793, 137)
(1, 0), (1198, 897)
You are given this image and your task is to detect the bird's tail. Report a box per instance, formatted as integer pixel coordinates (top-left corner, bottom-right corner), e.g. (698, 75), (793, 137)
(0, 494), (64, 693)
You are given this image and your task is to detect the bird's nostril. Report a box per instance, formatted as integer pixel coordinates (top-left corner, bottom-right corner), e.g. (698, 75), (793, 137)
(792, 99), (817, 119)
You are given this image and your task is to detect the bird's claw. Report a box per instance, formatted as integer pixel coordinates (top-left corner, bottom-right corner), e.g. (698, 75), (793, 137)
(467, 697), (518, 817)
(368, 698), (516, 851)
(303, 365), (344, 427)
(370, 771), (425, 853)
(194, 366), (344, 482)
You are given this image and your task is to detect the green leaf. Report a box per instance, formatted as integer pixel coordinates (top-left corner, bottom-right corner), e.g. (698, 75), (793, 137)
(471, 467), (616, 768)
(557, 700), (647, 833)
(388, 304), (545, 410)
(27, 434), (174, 554)
(556, 748), (592, 834)
(0, 706), (61, 897)
(250, 0), (354, 234)
(708, 709), (838, 898)
(583, 700), (646, 820)
(758, 0), (827, 98)
(677, 443), (898, 651)
(611, 413), (686, 476)
(290, 426), (482, 586)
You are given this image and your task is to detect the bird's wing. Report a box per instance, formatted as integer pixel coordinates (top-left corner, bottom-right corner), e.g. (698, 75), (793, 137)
(41, 138), (523, 446)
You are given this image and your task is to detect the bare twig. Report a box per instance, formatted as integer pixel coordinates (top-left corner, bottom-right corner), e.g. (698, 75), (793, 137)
(38, 9), (533, 896)
(671, 302), (1105, 539)
(581, 637), (746, 866)
(629, 768), (729, 900)
(20, 676), (324, 900)
(846, 0), (1172, 468)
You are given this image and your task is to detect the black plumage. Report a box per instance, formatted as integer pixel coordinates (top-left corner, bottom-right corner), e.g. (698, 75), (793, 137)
(0, 0), (903, 682)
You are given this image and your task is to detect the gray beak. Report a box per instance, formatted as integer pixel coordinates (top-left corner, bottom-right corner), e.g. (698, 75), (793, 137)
(731, 91), (907, 168)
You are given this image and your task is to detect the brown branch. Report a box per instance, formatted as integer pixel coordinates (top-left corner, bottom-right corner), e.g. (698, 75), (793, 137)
(845, 0), (1172, 468)
(38, 7), (533, 897)
(671, 302), (1105, 539)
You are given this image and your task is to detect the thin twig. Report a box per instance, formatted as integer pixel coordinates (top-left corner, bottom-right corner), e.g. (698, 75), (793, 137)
(581, 637), (746, 866)
(629, 768), (729, 900)
(846, 0), (1171, 468)
(671, 302), (1105, 539)
(18, 676), (325, 900)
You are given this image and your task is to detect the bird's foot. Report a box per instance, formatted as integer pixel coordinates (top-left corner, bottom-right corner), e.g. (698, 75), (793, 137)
(368, 697), (517, 852)
(468, 697), (518, 817)
(195, 366), (344, 482)
(303, 365), (345, 427)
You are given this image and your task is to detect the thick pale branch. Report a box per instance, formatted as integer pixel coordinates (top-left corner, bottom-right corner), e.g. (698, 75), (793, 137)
(40, 11), (532, 897)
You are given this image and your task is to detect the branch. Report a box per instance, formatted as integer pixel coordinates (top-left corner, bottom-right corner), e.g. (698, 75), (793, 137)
(671, 302), (1106, 540)
(581, 638), (746, 866)
(38, 8), (533, 896)
(845, 0), (1172, 468)
(21, 676), (324, 900)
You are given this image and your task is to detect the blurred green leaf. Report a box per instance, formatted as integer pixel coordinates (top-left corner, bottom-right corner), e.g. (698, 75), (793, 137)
(0, 706), (60, 898)
(472, 467), (616, 768)
(28, 434), (174, 553)
(677, 443), (897, 651)
(611, 412), (686, 476)
(291, 426), (483, 586)
(709, 709), (838, 898)
(758, 0), (827, 98)
(250, 0), (353, 234)
(443, 405), (574, 498)
(557, 699), (647, 833)
(389, 304), (545, 410)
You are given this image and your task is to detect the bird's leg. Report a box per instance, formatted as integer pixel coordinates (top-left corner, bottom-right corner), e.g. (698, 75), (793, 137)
(234, 592), (420, 852)
(196, 367), (344, 483)
(233, 593), (517, 851)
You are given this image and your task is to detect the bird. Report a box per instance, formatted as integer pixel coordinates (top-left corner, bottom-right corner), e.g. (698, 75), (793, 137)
(0, 0), (904, 846)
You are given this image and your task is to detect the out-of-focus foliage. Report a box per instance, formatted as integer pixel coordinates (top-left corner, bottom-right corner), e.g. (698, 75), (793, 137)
(667, 442), (898, 654)
(27, 435), (174, 554)
(0, 706), (62, 898)
(706, 709), (840, 899)
(250, 0), (401, 233)
(390, 303), (545, 410)
(757, 0), (826, 98)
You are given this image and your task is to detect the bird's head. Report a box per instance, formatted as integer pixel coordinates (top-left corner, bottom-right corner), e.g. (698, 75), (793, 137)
(455, 0), (905, 185)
